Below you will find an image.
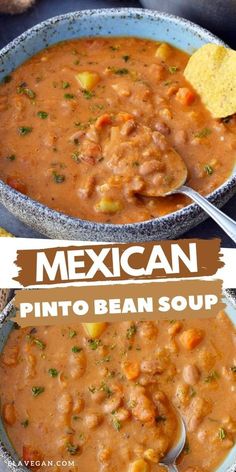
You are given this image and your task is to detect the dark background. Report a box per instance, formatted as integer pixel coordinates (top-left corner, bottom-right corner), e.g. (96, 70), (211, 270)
(0, 0), (235, 245)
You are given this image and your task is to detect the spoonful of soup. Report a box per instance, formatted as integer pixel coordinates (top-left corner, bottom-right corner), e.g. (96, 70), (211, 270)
(103, 119), (236, 243)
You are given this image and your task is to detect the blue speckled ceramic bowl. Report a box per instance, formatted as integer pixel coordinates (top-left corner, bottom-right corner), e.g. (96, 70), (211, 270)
(0, 8), (235, 242)
(0, 293), (236, 472)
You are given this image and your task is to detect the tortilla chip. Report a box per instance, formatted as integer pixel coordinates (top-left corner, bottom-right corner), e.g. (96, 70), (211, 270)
(184, 43), (236, 118)
(0, 227), (13, 237)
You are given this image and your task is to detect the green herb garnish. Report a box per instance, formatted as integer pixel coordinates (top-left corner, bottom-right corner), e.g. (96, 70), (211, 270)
(230, 366), (236, 373)
(72, 346), (82, 353)
(32, 386), (45, 397)
(17, 85), (36, 99)
(218, 427), (227, 440)
(204, 370), (220, 383)
(37, 111), (48, 119)
(87, 339), (102, 350)
(100, 382), (113, 397)
(52, 171), (65, 183)
(62, 81), (70, 89)
(112, 416), (121, 431)
(64, 93), (75, 99)
(6, 154), (16, 161)
(194, 128), (212, 138)
(18, 126), (32, 136)
(21, 419), (29, 428)
(48, 368), (59, 377)
(26, 335), (45, 350)
(69, 329), (77, 338)
(204, 164), (214, 175)
(114, 68), (129, 76)
(66, 443), (80, 455)
(126, 323), (137, 339)
(71, 152), (81, 163)
(168, 66), (178, 74)
(82, 89), (95, 100)
(183, 439), (190, 454)
(122, 55), (130, 62)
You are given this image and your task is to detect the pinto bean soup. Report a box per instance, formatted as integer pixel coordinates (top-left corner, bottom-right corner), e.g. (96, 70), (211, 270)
(0, 37), (235, 223)
(0, 312), (236, 472)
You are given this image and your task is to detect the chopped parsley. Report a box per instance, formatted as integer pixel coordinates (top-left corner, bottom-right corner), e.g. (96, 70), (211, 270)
(114, 68), (129, 76)
(64, 93), (75, 99)
(87, 338), (102, 350)
(100, 382), (113, 397)
(6, 154), (16, 161)
(69, 329), (77, 338)
(17, 85), (36, 99)
(26, 335), (45, 350)
(204, 370), (220, 383)
(32, 386), (45, 397)
(122, 55), (130, 62)
(168, 66), (178, 74)
(72, 346), (82, 353)
(82, 89), (95, 100)
(88, 385), (97, 394)
(194, 128), (212, 138)
(112, 416), (121, 431)
(21, 419), (29, 428)
(18, 126), (32, 136)
(218, 427), (227, 440)
(126, 323), (137, 339)
(37, 111), (48, 119)
(230, 366), (236, 373)
(189, 386), (196, 398)
(66, 443), (80, 455)
(62, 81), (70, 89)
(52, 171), (65, 183)
(204, 164), (214, 175)
(48, 368), (59, 377)
(71, 152), (81, 163)
(110, 45), (119, 51)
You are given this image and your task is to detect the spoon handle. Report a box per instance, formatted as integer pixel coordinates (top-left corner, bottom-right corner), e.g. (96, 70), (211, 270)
(166, 464), (179, 472)
(178, 186), (236, 244)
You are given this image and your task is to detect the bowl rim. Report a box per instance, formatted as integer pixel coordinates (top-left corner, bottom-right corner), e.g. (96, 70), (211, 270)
(0, 7), (235, 233)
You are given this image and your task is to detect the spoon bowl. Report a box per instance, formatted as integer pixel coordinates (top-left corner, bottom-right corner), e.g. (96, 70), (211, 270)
(160, 412), (187, 471)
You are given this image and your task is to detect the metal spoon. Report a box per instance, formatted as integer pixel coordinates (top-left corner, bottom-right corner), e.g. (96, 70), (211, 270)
(159, 412), (187, 472)
(139, 148), (236, 244)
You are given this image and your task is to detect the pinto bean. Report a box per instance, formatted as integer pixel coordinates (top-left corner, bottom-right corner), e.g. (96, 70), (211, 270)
(84, 412), (102, 429)
(69, 350), (86, 379)
(115, 407), (130, 422)
(120, 119), (136, 136)
(182, 364), (200, 385)
(139, 322), (157, 340)
(140, 359), (163, 375)
(152, 131), (168, 151)
(131, 391), (156, 423)
(139, 159), (163, 176)
(154, 121), (170, 135)
(174, 129), (188, 145)
(103, 394), (122, 414)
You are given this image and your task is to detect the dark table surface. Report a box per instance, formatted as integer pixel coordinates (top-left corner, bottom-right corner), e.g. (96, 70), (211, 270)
(0, 0), (235, 246)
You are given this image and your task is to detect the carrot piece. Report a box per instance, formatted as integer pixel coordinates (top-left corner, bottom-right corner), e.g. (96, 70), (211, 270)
(122, 360), (140, 380)
(176, 87), (195, 106)
(179, 328), (204, 350)
(23, 446), (43, 469)
(6, 177), (27, 194)
(95, 113), (112, 129)
(116, 112), (134, 123)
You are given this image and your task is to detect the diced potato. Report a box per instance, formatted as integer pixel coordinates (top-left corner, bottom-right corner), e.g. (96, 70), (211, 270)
(129, 459), (149, 472)
(143, 449), (159, 463)
(122, 360), (140, 380)
(179, 328), (204, 350)
(82, 322), (107, 339)
(96, 197), (123, 214)
(155, 43), (172, 61)
(75, 71), (100, 91)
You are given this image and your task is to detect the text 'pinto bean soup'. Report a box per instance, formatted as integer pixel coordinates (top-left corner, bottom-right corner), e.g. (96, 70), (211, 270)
(0, 37), (235, 223)
(0, 312), (236, 472)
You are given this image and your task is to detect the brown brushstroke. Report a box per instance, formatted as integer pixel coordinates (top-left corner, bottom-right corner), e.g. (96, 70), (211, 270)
(14, 279), (225, 327)
(14, 239), (223, 287)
